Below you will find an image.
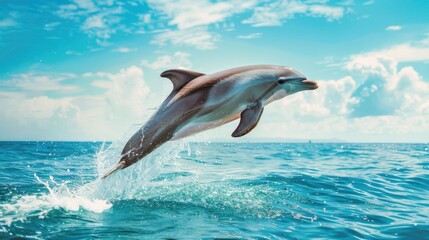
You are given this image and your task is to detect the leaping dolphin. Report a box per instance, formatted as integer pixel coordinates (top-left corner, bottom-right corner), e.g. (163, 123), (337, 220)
(101, 65), (318, 179)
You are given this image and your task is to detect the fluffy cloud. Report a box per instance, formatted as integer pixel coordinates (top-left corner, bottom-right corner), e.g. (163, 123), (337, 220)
(54, 0), (351, 49)
(243, 0), (345, 27)
(347, 55), (429, 118)
(0, 66), (150, 140)
(351, 44), (429, 63)
(56, 0), (249, 48)
(147, 0), (348, 49)
(112, 47), (137, 53)
(244, 44), (429, 141)
(308, 4), (344, 21)
(1, 61), (427, 142)
(386, 25), (401, 31)
(147, 0), (257, 30)
(141, 52), (192, 70)
(0, 18), (17, 28)
(252, 63), (428, 142)
(89, 66), (149, 117)
(237, 33), (262, 39)
(347, 35), (429, 63)
(56, 0), (125, 45)
(344, 35), (429, 121)
(0, 12), (19, 30)
(74, 0), (97, 10)
(268, 76), (356, 122)
(2, 72), (79, 93)
(151, 27), (220, 49)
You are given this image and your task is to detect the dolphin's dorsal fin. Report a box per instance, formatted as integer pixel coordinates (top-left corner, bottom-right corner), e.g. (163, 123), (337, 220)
(160, 69), (205, 91)
(232, 101), (264, 137)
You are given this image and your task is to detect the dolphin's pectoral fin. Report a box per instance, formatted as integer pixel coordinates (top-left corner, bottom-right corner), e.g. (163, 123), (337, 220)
(232, 102), (264, 138)
(160, 69), (205, 91)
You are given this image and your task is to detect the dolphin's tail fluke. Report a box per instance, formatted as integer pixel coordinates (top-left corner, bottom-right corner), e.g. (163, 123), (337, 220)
(101, 161), (125, 179)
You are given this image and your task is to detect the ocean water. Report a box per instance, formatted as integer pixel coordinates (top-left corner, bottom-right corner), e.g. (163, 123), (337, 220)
(0, 141), (428, 239)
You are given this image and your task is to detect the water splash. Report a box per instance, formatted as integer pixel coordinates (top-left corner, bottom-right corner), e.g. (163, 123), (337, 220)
(0, 139), (310, 229)
(0, 174), (112, 226)
(0, 138), (188, 226)
(88, 139), (188, 200)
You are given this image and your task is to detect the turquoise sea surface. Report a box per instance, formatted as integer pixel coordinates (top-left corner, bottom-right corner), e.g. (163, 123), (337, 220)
(0, 141), (428, 239)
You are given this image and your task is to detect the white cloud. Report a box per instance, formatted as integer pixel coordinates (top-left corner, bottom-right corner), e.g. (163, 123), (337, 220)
(2, 72), (79, 93)
(347, 35), (429, 65)
(152, 27), (220, 49)
(138, 14), (151, 24)
(149, 1), (230, 29)
(90, 66), (150, 117)
(56, 4), (92, 21)
(112, 47), (137, 53)
(97, 0), (114, 6)
(83, 14), (106, 29)
(44, 22), (61, 31)
(0, 12), (19, 29)
(308, 5), (344, 21)
(253, 58), (429, 141)
(279, 36), (427, 141)
(55, 0), (256, 48)
(145, 0), (257, 49)
(74, 0), (96, 10)
(147, 0), (257, 30)
(2, 60), (428, 142)
(56, 1), (125, 45)
(243, 0), (345, 27)
(141, 52), (192, 70)
(54, 0), (350, 49)
(243, 1), (306, 27)
(345, 53), (429, 118)
(0, 66), (151, 140)
(81, 7), (123, 40)
(0, 18), (17, 28)
(339, 0), (354, 6)
(65, 50), (82, 55)
(237, 33), (262, 39)
(385, 25), (401, 31)
(271, 76), (356, 121)
(244, 43), (429, 142)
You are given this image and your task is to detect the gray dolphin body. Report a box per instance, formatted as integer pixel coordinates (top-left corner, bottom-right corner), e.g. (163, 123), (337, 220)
(101, 65), (318, 179)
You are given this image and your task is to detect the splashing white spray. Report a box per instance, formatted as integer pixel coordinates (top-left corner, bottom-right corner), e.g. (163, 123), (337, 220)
(87, 139), (188, 199)
(0, 137), (188, 226)
(0, 173), (112, 226)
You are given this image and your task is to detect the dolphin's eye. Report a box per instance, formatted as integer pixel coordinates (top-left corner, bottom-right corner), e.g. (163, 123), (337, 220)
(278, 79), (287, 84)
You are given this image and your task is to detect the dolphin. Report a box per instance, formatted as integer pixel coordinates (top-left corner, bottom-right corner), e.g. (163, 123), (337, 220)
(101, 65), (318, 179)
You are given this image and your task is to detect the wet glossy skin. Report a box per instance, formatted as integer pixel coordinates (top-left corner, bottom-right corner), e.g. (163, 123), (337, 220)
(101, 65), (318, 179)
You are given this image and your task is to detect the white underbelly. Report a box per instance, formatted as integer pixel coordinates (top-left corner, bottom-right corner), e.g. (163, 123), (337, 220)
(171, 106), (242, 140)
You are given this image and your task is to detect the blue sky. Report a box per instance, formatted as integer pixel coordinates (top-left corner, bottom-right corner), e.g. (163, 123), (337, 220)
(1, 0), (429, 142)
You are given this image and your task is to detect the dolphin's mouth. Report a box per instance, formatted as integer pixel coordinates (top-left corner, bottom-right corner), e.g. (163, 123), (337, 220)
(278, 77), (318, 90)
(301, 79), (318, 89)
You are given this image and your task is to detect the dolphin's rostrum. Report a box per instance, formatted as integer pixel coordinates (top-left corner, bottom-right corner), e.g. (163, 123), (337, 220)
(101, 65), (318, 179)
